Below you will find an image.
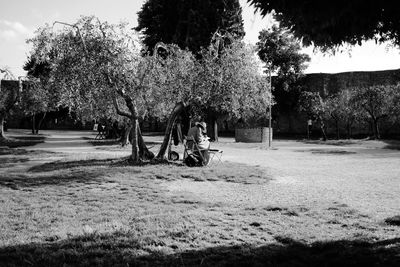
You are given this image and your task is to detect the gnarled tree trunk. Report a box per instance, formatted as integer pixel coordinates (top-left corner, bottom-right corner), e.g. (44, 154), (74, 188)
(121, 124), (132, 147)
(156, 102), (186, 160)
(131, 118), (140, 163)
(138, 126), (154, 160)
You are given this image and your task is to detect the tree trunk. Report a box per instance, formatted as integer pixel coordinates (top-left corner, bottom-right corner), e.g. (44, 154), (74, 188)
(121, 125), (132, 147)
(31, 113), (36, 135)
(36, 112), (47, 134)
(335, 120), (340, 140)
(372, 118), (380, 139)
(131, 118), (140, 163)
(138, 126), (154, 160)
(213, 119), (218, 142)
(156, 102), (186, 160)
(346, 121), (352, 139)
(319, 117), (327, 141)
(0, 114), (6, 141)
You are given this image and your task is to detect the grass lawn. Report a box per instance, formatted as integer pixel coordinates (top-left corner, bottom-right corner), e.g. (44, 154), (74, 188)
(0, 131), (399, 266)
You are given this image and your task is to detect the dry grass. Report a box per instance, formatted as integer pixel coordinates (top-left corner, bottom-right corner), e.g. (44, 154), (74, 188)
(0, 134), (399, 266)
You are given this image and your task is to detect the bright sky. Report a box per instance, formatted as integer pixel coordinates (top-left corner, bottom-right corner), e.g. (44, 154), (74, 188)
(1, 0), (400, 78)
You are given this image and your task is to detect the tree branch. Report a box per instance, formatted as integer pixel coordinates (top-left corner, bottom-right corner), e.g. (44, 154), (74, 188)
(112, 93), (131, 118)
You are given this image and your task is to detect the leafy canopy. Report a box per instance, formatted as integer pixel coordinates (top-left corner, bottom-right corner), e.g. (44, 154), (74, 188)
(249, 0), (400, 50)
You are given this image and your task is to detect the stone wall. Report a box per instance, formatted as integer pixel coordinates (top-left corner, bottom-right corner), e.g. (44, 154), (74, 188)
(235, 127), (273, 143)
(273, 68), (400, 137)
(301, 68), (400, 96)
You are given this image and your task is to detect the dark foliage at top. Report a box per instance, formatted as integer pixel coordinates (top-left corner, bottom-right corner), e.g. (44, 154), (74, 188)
(136, 0), (245, 54)
(248, 0), (400, 50)
(23, 56), (51, 78)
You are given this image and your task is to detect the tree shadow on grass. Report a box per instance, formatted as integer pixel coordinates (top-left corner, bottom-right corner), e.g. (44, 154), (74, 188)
(0, 136), (45, 148)
(0, 157), (30, 166)
(83, 137), (161, 147)
(297, 139), (360, 146)
(0, 168), (105, 189)
(0, 234), (399, 267)
(0, 147), (58, 156)
(382, 140), (400, 150)
(28, 158), (120, 173)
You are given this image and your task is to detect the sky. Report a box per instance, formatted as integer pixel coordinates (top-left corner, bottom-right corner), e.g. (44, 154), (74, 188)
(1, 0), (400, 78)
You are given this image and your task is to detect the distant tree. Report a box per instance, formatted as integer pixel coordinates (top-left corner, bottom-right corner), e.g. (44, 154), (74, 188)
(22, 57), (55, 134)
(299, 91), (328, 141)
(0, 68), (19, 141)
(350, 85), (399, 139)
(257, 25), (310, 91)
(248, 0), (400, 50)
(325, 95), (342, 139)
(325, 90), (362, 139)
(136, 0), (245, 54)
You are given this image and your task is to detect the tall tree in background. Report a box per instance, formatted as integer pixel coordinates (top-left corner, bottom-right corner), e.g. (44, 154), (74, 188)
(257, 25), (310, 132)
(136, 0), (245, 54)
(248, 0), (400, 50)
(257, 25), (310, 90)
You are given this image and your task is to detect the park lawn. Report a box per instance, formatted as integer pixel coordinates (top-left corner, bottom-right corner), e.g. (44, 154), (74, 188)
(0, 144), (399, 266)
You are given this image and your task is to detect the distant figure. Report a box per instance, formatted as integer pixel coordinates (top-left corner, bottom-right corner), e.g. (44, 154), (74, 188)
(187, 121), (210, 149)
(3, 120), (8, 132)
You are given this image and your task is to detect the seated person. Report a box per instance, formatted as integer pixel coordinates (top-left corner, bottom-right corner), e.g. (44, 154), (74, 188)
(187, 121), (210, 149)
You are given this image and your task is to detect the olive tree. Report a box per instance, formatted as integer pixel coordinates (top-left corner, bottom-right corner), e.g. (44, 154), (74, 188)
(350, 84), (399, 139)
(196, 40), (269, 141)
(298, 91), (328, 141)
(27, 17), (199, 163)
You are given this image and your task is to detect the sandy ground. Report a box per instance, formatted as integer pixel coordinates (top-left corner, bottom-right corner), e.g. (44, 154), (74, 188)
(14, 129), (400, 221)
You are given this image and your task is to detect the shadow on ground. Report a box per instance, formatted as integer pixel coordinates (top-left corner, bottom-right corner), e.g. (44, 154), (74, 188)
(0, 168), (106, 189)
(0, 135), (45, 148)
(28, 158), (120, 173)
(297, 139), (360, 146)
(0, 234), (399, 267)
(382, 140), (400, 150)
(83, 137), (162, 147)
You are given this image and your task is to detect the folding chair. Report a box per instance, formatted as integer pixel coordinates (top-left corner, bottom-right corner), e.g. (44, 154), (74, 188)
(208, 148), (223, 166)
(95, 125), (107, 140)
(183, 136), (209, 166)
(183, 136), (223, 166)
